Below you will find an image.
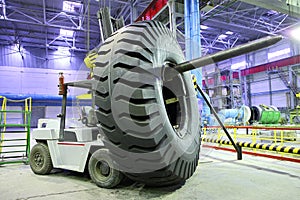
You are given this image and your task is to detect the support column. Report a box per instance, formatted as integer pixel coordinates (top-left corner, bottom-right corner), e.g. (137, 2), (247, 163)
(86, 0), (90, 51)
(268, 74), (273, 105)
(130, 0), (137, 24)
(184, 0), (201, 61)
(184, 0), (201, 83)
(168, 0), (177, 38)
(243, 75), (247, 105)
(0, 0), (6, 19)
(184, 0), (207, 122)
(289, 67), (295, 108)
(42, 0), (48, 67)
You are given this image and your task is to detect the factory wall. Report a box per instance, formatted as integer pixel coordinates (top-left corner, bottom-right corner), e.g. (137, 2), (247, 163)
(0, 45), (90, 126)
(213, 39), (293, 71)
(0, 65), (90, 126)
(250, 71), (289, 108)
(0, 66), (89, 96)
(0, 66), (88, 127)
(233, 38), (292, 69)
(0, 45), (86, 70)
(4, 105), (83, 127)
(226, 38), (298, 109)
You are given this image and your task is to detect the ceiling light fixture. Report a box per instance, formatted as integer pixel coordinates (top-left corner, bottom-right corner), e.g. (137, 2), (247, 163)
(60, 28), (74, 37)
(218, 34), (227, 39)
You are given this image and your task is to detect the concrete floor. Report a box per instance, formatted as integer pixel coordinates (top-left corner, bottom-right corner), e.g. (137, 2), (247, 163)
(0, 146), (299, 200)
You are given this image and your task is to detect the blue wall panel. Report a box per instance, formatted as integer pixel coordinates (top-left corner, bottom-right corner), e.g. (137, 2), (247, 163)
(0, 45), (86, 70)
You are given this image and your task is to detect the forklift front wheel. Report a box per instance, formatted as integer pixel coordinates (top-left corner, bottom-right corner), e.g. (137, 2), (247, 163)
(88, 149), (123, 188)
(29, 143), (53, 175)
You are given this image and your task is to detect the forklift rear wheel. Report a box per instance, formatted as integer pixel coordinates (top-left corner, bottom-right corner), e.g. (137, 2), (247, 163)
(30, 143), (53, 175)
(88, 149), (124, 188)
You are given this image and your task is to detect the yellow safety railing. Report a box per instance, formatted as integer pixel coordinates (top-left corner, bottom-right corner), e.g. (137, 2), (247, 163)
(202, 125), (300, 156)
(0, 96), (32, 155)
(0, 96), (7, 153)
(0, 96), (32, 124)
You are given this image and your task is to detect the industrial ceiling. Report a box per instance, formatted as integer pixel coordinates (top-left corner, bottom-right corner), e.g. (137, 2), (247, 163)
(0, 0), (299, 57)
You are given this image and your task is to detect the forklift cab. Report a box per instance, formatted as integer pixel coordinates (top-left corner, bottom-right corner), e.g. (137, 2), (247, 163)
(58, 80), (98, 142)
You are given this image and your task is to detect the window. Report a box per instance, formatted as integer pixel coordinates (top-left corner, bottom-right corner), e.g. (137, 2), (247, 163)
(218, 34), (227, 40)
(63, 1), (82, 13)
(268, 48), (291, 60)
(60, 28), (74, 37)
(200, 25), (209, 30)
(231, 61), (246, 70)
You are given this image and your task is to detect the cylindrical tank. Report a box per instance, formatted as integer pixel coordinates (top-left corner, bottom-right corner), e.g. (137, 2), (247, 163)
(250, 105), (280, 124)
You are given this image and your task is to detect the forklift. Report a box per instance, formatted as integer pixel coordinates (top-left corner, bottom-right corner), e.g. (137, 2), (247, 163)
(29, 80), (124, 188)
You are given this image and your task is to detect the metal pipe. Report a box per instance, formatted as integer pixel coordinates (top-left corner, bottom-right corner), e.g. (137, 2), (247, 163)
(59, 86), (67, 140)
(174, 35), (283, 74)
(168, 0), (176, 38)
(87, 0), (90, 51)
(2, 0), (7, 19)
(195, 83), (242, 160)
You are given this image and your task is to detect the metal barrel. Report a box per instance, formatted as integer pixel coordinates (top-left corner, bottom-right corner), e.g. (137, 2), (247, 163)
(174, 35), (283, 73)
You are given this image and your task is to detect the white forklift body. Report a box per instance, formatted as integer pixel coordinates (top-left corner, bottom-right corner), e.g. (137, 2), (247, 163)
(32, 118), (104, 172)
(30, 80), (124, 188)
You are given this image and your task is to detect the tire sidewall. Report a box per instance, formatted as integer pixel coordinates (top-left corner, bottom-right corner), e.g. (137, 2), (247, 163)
(153, 35), (200, 156)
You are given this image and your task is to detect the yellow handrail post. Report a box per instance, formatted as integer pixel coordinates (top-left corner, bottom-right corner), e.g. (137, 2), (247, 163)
(0, 96), (7, 131)
(24, 99), (28, 127)
(29, 97), (32, 112)
(233, 128), (237, 143)
(280, 130), (284, 146)
(0, 96), (7, 153)
(252, 129), (256, 143)
(274, 130), (277, 144)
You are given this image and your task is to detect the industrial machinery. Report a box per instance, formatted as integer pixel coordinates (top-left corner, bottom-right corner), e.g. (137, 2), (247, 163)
(250, 104), (281, 125)
(30, 20), (282, 188)
(217, 105), (251, 125)
(249, 104), (297, 141)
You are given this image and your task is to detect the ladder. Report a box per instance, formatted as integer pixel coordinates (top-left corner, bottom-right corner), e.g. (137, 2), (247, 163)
(0, 96), (32, 165)
(277, 69), (298, 95)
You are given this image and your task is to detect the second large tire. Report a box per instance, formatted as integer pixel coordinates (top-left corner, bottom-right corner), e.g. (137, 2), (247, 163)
(93, 20), (201, 186)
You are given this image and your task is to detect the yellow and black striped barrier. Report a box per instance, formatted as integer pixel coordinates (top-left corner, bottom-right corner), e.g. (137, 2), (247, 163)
(192, 75), (197, 90)
(202, 138), (300, 155)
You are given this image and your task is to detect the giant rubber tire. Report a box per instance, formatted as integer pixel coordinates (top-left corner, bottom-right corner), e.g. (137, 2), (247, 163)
(30, 143), (53, 175)
(93, 20), (201, 186)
